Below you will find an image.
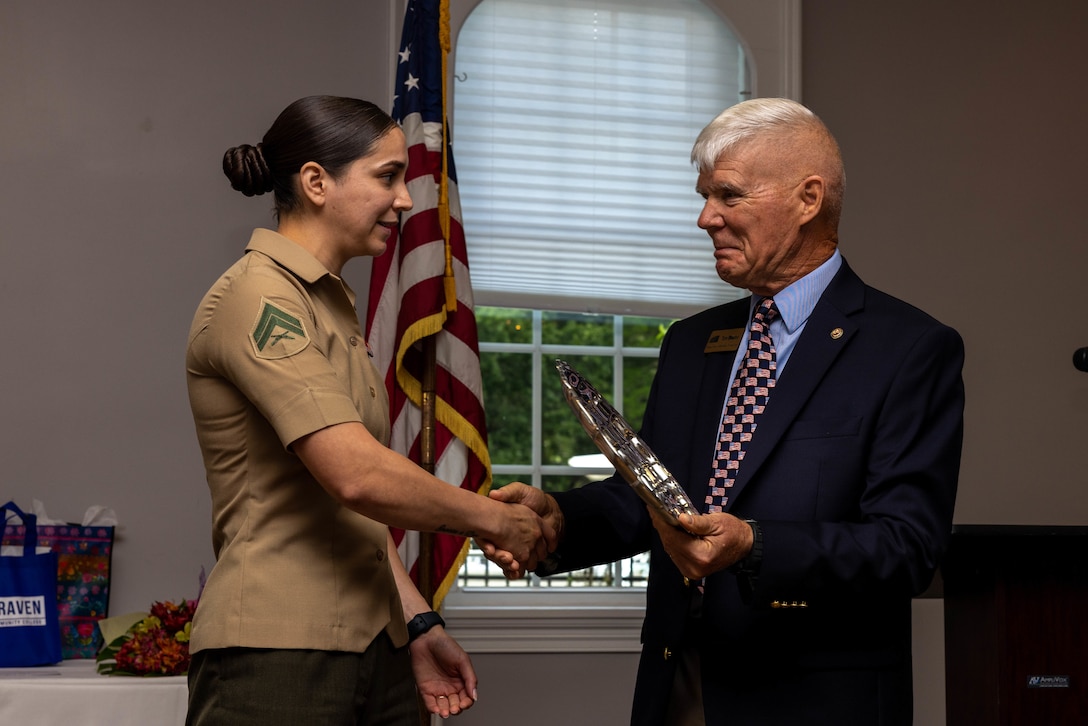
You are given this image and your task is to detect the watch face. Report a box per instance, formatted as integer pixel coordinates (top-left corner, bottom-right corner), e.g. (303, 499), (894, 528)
(555, 359), (698, 526)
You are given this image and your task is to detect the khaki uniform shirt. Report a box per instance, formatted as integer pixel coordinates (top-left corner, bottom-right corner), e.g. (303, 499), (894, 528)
(186, 228), (407, 654)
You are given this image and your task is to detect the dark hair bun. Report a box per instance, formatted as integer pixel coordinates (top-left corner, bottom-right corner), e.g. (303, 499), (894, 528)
(222, 143), (274, 197)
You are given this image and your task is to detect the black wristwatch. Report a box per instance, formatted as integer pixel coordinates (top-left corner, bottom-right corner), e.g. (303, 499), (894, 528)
(729, 519), (763, 577)
(406, 611), (445, 643)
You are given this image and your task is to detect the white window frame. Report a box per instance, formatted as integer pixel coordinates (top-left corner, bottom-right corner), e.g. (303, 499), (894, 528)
(449, 307), (662, 653)
(392, 0), (802, 654)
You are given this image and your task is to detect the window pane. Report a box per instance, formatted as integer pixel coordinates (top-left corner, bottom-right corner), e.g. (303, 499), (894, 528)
(491, 474), (521, 489)
(622, 315), (673, 348)
(481, 351), (532, 464)
(458, 543), (648, 589)
(545, 556), (650, 588)
(477, 306), (534, 344)
(541, 310), (611, 346)
(543, 354), (612, 465)
(459, 542), (532, 588)
(622, 356), (658, 431)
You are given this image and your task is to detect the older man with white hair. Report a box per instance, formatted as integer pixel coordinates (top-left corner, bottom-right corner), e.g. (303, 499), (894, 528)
(492, 97), (965, 725)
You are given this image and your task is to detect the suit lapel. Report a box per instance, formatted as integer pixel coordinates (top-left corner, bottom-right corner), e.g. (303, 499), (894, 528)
(724, 262), (866, 510)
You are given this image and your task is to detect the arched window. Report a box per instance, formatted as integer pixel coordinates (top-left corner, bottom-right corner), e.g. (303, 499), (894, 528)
(442, 0), (801, 649)
(454, 0), (750, 318)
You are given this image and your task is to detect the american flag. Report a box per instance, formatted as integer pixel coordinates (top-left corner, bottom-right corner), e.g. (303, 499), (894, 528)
(365, 0), (490, 611)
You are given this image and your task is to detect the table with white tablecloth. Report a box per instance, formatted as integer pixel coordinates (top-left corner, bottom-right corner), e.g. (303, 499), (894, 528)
(0, 659), (187, 725)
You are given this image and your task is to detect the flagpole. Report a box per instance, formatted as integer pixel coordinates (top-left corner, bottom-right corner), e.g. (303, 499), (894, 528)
(418, 334), (439, 726)
(418, 334), (438, 609)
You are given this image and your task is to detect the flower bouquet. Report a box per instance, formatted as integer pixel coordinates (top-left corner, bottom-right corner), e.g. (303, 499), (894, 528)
(95, 599), (197, 676)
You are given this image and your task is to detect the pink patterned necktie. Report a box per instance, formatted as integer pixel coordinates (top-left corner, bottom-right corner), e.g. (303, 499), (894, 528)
(705, 297), (779, 513)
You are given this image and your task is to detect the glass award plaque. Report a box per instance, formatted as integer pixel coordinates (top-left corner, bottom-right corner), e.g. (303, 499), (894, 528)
(555, 359), (698, 526)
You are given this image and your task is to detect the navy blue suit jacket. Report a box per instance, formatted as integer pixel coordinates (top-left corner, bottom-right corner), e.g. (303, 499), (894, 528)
(546, 260), (965, 725)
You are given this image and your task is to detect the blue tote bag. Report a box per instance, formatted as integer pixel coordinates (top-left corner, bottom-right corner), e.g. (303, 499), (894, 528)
(0, 501), (63, 666)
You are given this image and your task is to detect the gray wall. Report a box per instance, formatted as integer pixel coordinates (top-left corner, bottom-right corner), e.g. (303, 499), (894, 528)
(2, 0), (393, 612)
(2, 1), (1086, 725)
(804, 1), (1088, 528)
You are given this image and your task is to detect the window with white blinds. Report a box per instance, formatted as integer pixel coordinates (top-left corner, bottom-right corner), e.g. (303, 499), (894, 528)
(452, 0), (750, 318)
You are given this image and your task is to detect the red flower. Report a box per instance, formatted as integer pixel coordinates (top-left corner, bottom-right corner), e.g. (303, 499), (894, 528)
(150, 600), (196, 634)
(114, 628), (189, 676)
(99, 598), (198, 677)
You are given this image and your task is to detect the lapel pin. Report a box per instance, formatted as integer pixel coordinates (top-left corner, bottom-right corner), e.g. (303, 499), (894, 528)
(830, 327), (844, 340)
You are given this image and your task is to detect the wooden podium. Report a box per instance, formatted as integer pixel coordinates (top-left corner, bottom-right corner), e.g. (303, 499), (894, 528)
(942, 525), (1088, 725)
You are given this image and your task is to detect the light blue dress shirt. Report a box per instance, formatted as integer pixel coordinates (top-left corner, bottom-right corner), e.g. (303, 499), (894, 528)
(725, 249), (843, 386)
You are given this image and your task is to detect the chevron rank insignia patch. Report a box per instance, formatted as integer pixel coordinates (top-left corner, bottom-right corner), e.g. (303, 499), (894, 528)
(251, 298), (309, 359)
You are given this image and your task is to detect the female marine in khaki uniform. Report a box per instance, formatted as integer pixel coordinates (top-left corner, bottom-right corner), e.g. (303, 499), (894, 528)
(184, 96), (554, 726)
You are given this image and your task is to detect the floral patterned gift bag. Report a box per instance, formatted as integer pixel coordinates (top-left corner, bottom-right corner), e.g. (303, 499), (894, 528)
(2, 518), (114, 659)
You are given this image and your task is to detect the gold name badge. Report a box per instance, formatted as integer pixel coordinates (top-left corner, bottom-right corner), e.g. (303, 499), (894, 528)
(705, 328), (744, 354)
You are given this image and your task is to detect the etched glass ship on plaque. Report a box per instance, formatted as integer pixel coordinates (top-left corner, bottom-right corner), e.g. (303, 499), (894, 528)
(555, 359), (698, 526)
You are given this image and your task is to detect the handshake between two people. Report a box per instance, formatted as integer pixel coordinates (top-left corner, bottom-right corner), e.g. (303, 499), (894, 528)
(478, 483), (756, 581)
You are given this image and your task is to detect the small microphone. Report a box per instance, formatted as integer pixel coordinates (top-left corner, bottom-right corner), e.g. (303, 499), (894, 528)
(1075, 348), (1088, 372)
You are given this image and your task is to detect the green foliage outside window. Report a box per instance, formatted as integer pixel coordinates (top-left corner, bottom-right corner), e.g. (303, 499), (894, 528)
(477, 306), (672, 496)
